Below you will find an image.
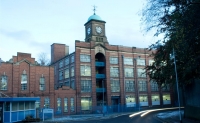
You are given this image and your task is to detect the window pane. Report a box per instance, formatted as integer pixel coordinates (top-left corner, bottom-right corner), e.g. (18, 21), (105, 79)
(1, 75), (7, 90)
(19, 102), (24, 110)
(35, 101), (40, 108)
(138, 81), (147, 91)
(110, 67), (119, 77)
(80, 65), (91, 76)
(71, 66), (74, 77)
(80, 54), (91, 62)
(12, 102), (18, 111)
(59, 61), (63, 68)
(59, 71), (63, 80)
(151, 81), (159, 91)
(57, 98), (61, 111)
(125, 68), (134, 77)
(65, 57), (69, 65)
(137, 69), (146, 78)
(137, 59), (145, 66)
(71, 80), (75, 89)
(110, 80), (120, 92)
(64, 98), (68, 112)
(139, 95), (148, 102)
(5, 102), (10, 111)
(44, 98), (50, 108)
(125, 80), (134, 92)
(70, 98), (75, 112)
(71, 55), (74, 63)
(40, 77), (45, 90)
(124, 58), (133, 65)
(65, 68), (69, 78)
(110, 57), (118, 64)
(25, 102), (30, 110)
(81, 97), (92, 110)
(81, 80), (91, 92)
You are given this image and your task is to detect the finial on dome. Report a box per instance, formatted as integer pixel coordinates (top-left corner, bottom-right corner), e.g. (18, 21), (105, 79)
(93, 5), (97, 15)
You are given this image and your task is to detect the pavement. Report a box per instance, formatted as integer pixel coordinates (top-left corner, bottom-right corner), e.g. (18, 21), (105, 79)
(36, 109), (200, 123)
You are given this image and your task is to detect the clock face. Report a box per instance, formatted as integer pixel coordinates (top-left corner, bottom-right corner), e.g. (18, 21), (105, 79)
(87, 27), (91, 35)
(96, 26), (102, 34)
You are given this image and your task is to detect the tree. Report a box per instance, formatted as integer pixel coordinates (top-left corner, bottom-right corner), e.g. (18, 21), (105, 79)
(37, 53), (50, 66)
(142, 0), (200, 87)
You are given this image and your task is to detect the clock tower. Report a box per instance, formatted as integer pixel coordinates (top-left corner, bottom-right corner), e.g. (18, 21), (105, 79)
(84, 9), (108, 43)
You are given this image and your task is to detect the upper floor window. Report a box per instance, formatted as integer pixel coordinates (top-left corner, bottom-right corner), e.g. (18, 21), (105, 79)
(137, 68), (146, 78)
(80, 54), (90, 62)
(0, 74), (7, 90)
(125, 68), (134, 77)
(125, 80), (134, 92)
(110, 67), (119, 77)
(80, 65), (91, 76)
(71, 79), (75, 89)
(124, 58), (133, 65)
(59, 71), (63, 80)
(64, 79), (70, 86)
(110, 57), (118, 64)
(59, 61), (63, 68)
(71, 66), (74, 77)
(149, 60), (154, 66)
(39, 76), (45, 91)
(162, 84), (170, 91)
(81, 80), (91, 92)
(110, 79), (120, 92)
(138, 80), (147, 91)
(21, 70), (27, 91)
(71, 55), (74, 63)
(65, 57), (69, 65)
(64, 68), (69, 79)
(137, 59), (145, 66)
(151, 80), (159, 91)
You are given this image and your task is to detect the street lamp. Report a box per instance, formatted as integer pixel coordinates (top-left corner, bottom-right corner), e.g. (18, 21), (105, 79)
(134, 56), (141, 111)
(171, 47), (182, 123)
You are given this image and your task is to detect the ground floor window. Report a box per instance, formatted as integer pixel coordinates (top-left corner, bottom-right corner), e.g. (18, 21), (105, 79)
(81, 97), (92, 110)
(57, 98), (61, 111)
(64, 98), (68, 112)
(152, 95), (160, 102)
(163, 94), (170, 101)
(70, 97), (75, 112)
(44, 97), (50, 108)
(139, 95), (148, 102)
(126, 95), (135, 107)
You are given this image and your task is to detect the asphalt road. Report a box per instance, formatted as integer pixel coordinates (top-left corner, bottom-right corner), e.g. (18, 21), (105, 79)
(69, 110), (165, 123)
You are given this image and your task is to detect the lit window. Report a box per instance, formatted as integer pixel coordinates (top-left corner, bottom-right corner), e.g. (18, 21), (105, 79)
(70, 98), (75, 112)
(125, 68), (134, 77)
(35, 101), (40, 108)
(139, 95), (148, 102)
(125, 80), (134, 92)
(124, 58), (133, 65)
(110, 67), (119, 77)
(137, 59), (145, 66)
(138, 81), (147, 91)
(44, 97), (50, 108)
(80, 54), (91, 62)
(0, 75), (7, 90)
(57, 98), (61, 111)
(110, 57), (118, 64)
(126, 95), (135, 103)
(39, 77), (45, 91)
(81, 80), (91, 92)
(81, 97), (92, 110)
(64, 98), (68, 112)
(80, 65), (91, 76)
(110, 79), (120, 92)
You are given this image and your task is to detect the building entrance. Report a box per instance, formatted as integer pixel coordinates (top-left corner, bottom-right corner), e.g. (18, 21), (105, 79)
(111, 97), (120, 112)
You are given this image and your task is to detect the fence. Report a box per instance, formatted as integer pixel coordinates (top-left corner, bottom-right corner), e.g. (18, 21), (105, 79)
(36, 104), (142, 120)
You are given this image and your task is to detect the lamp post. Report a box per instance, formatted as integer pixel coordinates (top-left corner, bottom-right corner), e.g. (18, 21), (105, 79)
(171, 48), (182, 123)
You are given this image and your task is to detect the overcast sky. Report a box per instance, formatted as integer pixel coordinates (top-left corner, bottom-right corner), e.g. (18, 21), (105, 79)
(0, 0), (159, 62)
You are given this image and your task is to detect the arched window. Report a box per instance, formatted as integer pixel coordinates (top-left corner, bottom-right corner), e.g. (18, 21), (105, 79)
(0, 72), (7, 90)
(21, 70), (27, 90)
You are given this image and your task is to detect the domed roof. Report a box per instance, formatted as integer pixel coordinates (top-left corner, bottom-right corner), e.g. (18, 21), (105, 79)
(87, 14), (103, 22)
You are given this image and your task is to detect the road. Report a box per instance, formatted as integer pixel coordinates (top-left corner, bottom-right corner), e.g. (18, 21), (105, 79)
(69, 110), (166, 123)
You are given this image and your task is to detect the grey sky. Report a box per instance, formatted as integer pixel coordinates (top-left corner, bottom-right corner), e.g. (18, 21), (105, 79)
(0, 0), (158, 61)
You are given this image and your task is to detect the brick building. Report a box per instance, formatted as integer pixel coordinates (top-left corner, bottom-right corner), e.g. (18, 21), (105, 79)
(0, 12), (173, 115)
(51, 13), (173, 113)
